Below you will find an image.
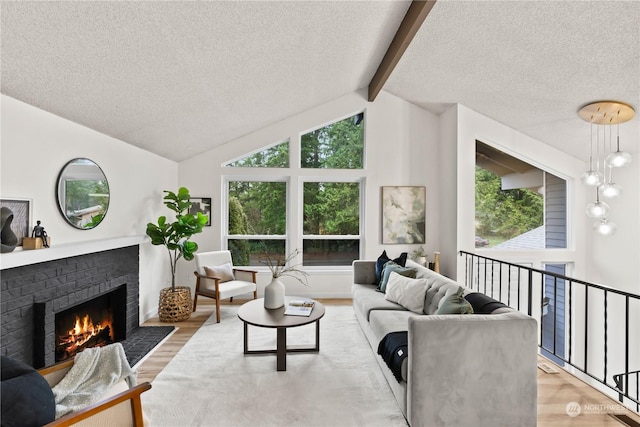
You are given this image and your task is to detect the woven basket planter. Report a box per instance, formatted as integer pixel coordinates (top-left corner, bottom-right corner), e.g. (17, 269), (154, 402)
(158, 286), (192, 322)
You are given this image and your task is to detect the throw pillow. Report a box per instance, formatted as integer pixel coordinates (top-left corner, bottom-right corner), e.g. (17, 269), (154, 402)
(464, 292), (508, 314)
(204, 263), (235, 282)
(378, 262), (417, 293)
(384, 272), (428, 314)
(436, 286), (474, 314)
(374, 251), (409, 285)
(1, 356), (56, 427)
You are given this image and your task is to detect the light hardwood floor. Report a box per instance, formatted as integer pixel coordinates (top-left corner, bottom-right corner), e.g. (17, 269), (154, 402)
(136, 299), (640, 426)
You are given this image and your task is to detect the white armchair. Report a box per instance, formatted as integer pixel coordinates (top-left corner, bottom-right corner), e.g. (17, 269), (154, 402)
(193, 250), (258, 322)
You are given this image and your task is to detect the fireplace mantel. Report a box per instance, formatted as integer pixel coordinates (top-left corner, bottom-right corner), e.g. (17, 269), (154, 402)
(0, 235), (147, 270)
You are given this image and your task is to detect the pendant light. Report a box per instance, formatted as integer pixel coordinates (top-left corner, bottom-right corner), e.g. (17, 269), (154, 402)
(578, 101), (634, 236)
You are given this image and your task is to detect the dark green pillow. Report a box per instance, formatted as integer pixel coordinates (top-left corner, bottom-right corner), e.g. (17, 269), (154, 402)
(378, 262), (416, 293)
(436, 286), (474, 314)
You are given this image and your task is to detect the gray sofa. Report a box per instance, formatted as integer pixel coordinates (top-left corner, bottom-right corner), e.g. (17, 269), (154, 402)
(352, 259), (538, 427)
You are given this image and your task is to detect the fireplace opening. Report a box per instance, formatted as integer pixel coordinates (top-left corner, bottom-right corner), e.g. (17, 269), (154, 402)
(53, 285), (127, 363)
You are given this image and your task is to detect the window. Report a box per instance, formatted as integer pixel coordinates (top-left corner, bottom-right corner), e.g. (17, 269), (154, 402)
(224, 112), (365, 267)
(225, 140), (289, 168)
(475, 140), (567, 249)
(302, 181), (360, 266)
(227, 180), (287, 265)
(301, 114), (363, 169)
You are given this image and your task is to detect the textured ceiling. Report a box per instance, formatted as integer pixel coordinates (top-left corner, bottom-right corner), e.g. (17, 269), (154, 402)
(2, 1), (639, 163)
(386, 0), (640, 163)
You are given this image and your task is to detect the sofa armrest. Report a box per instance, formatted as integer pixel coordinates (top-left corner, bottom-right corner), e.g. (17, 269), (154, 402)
(353, 260), (376, 285)
(406, 312), (537, 427)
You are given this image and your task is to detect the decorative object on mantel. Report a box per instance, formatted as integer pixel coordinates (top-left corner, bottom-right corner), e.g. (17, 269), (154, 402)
(0, 199), (30, 251)
(1, 207), (19, 253)
(23, 220), (51, 250)
(578, 101), (634, 236)
(260, 248), (309, 309)
(146, 187), (208, 322)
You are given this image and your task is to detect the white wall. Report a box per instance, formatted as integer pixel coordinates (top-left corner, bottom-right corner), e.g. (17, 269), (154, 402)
(0, 95), (178, 321)
(178, 89), (440, 298)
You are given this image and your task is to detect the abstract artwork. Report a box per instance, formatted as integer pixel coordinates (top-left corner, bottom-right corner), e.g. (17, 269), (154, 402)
(0, 199), (31, 246)
(381, 186), (425, 244)
(189, 197), (212, 226)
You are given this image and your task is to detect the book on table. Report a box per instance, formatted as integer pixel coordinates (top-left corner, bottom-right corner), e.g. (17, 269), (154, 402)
(284, 299), (315, 316)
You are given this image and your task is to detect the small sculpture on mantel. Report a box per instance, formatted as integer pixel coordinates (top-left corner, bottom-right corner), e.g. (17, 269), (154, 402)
(32, 220), (50, 248)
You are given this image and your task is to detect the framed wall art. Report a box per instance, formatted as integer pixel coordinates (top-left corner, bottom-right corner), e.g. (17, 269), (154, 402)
(381, 186), (426, 244)
(189, 197), (212, 226)
(0, 198), (32, 247)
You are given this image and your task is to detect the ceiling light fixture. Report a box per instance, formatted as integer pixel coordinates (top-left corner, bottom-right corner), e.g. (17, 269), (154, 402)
(578, 101), (635, 236)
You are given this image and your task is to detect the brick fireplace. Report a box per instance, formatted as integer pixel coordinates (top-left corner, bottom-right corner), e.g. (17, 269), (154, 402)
(1, 245), (140, 368)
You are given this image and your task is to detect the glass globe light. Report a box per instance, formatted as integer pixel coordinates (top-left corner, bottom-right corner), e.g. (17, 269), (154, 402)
(606, 150), (632, 168)
(593, 218), (617, 236)
(599, 182), (623, 198)
(585, 200), (609, 219)
(580, 170), (603, 186)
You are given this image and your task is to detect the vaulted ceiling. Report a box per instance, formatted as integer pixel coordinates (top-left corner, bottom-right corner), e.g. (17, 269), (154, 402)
(2, 1), (639, 163)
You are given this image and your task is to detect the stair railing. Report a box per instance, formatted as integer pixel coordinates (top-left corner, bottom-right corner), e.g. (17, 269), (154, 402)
(459, 250), (640, 413)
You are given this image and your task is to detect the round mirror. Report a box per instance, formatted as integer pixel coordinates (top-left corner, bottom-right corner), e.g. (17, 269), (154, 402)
(56, 158), (110, 229)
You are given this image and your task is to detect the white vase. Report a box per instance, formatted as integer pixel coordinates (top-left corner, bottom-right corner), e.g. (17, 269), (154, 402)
(264, 277), (285, 309)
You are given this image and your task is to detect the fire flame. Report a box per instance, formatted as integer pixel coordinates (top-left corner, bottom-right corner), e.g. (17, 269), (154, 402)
(58, 314), (113, 356)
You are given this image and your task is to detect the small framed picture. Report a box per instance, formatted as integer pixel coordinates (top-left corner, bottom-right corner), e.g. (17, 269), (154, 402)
(189, 197), (212, 226)
(1, 198), (32, 247)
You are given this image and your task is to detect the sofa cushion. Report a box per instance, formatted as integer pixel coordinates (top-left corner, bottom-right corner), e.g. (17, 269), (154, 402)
(352, 284), (405, 321)
(436, 286), (474, 314)
(375, 251), (407, 285)
(369, 310), (416, 342)
(464, 292), (509, 314)
(378, 262), (417, 293)
(204, 263), (235, 282)
(385, 272), (428, 314)
(1, 356), (56, 427)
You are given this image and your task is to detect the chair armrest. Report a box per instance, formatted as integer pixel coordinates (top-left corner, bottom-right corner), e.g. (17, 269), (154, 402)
(232, 267), (257, 274)
(233, 268), (257, 283)
(45, 382), (152, 427)
(38, 359), (75, 387)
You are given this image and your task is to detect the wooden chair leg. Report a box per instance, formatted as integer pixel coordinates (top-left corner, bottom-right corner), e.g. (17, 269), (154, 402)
(193, 294), (199, 312)
(216, 298), (221, 323)
(230, 297), (234, 303)
(253, 290), (258, 299)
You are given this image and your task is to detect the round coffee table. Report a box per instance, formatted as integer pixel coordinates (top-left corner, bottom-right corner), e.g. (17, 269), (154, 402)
(237, 297), (325, 371)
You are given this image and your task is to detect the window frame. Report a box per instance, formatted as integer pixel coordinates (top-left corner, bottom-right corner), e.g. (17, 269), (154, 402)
(222, 110), (366, 271)
(298, 176), (364, 270)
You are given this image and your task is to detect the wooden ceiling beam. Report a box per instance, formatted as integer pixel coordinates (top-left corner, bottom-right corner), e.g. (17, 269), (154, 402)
(368, 0), (437, 102)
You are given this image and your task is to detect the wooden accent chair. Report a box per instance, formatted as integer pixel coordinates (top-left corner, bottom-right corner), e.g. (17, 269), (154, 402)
(193, 250), (258, 322)
(38, 359), (151, 427)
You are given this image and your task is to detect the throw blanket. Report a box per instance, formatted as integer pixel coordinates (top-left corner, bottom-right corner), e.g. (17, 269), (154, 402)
(377, 331), (408, 382)
(52, 342), (137, 418)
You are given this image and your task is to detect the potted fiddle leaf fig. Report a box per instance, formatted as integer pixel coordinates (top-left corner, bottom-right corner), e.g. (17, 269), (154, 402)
(146, 187), (208, 322)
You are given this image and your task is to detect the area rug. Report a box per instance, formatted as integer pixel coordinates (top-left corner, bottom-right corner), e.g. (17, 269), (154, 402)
(142, 305), (407, 427)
